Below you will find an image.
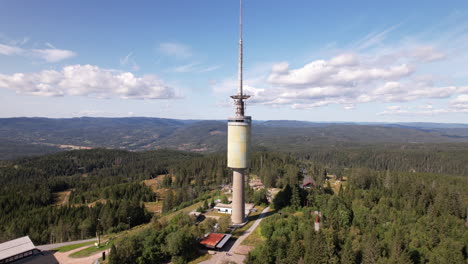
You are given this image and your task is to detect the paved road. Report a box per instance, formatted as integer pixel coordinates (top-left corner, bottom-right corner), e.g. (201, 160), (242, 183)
(200, 206), (270, 264)
(37, 238), (97, 251)
(229, 206), (270, 254)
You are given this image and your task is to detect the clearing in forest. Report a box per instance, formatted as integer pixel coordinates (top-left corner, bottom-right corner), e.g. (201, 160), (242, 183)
(144, 201), (162, 213)
(53, 189), (72, 206)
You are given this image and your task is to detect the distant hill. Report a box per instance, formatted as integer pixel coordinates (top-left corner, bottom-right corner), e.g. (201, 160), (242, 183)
(1, 117), (468, 159)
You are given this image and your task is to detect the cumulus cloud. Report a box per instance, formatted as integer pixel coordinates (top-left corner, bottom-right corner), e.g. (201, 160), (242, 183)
(0, 42), (75, 62)
(212, 21), (466, 116)
(0, 64), (176, 99)
(267, 55), (413, 87)
(158, 42), (192, 58)
(218, 46), (466, 112)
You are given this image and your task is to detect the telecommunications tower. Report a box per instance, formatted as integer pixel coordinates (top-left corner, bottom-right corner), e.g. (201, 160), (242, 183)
(227, 0), (251, 225)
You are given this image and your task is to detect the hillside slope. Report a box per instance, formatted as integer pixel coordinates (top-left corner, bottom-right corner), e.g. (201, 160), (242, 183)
(1, 117), (468, 159)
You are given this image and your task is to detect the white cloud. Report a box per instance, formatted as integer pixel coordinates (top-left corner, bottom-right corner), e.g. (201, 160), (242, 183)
(172, 62), (200, 73)
(0, 43), (23, 55)
(217, 47), (465, 112)
(31, 48), (76, 62)
(352, 24), (401, 51)
(407, 46), (445, 62)
(377, 98), (468, 116)
(0, 34), (29, 46)
(0, 42), (76, 62)
(210, 19), (467, 117)
(329, 53), (359, 66)
(0, 64), (176, 99)
(45, 42), (56, 49)
(267, 54), (413, 88)
(158, 42), (192, 58)
(450, 95), (468, 111)
(271, 62), (289, 73)
(457, 86), (468, 94)
(198, 65), (222, 73)
(120, 52), (133, 65)
(120, 52), (140, 71)
(343, 104), (355, 110)
(171, 62), (221, 73)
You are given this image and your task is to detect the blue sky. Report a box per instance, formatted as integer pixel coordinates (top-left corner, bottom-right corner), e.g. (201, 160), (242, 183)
(1, 0), (467, 122)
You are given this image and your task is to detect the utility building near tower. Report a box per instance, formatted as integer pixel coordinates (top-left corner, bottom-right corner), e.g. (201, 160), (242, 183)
(227, 0), (251, 225)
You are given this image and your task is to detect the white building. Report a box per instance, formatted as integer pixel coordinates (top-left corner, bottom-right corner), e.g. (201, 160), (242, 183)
(214, 203), (233, 214)
(213, 203), (254, 215)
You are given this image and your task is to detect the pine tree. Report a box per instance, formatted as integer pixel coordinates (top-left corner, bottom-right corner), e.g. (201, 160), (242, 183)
(109, 244), (120, 264)
(362, 235), (379, 264)
(291, 185), (301, 209)
(341, 238), (356, 264)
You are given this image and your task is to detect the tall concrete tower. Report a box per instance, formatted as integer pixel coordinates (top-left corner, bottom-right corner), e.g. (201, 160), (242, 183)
(227, 0), (251, 225)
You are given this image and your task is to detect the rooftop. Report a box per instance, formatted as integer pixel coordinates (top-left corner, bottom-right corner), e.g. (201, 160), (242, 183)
(0, 236), (36, 261)
(200, 233), (225, 248)
(200, 233), (232, 249)
(214, 203), (233, 209)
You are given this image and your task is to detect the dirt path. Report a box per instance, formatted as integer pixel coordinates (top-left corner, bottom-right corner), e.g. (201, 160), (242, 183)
(53, 244), (109, 264)
(61, 191), (71, 206)
(199, 206), (270, 264)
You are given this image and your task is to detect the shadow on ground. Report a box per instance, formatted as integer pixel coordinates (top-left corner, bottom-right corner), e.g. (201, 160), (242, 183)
(14, 251), (59, 264)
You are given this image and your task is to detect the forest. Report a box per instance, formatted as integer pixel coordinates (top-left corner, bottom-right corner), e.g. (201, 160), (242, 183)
(247, 168), (467, 264)
(0, 145), (466, 263)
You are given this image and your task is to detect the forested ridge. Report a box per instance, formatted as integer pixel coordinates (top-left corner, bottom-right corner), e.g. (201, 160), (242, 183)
(2, 117), (468, 160)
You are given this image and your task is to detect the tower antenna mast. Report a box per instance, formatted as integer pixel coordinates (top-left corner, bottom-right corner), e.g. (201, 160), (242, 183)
(238, 0), (243, 97)
(231, 0), (249, 117)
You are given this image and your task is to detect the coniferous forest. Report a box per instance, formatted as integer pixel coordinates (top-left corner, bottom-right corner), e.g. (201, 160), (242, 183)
(0, 145), (466, 263)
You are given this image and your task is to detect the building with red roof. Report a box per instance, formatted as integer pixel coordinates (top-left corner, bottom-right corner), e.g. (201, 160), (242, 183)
(199, 233), (232, 249)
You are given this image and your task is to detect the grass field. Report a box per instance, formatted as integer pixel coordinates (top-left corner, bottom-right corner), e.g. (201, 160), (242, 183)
(325, 177), (347, 194)
(52, 240), (96, 252)
(161, 201), (204, 221)
(144, 201), (162, 213)
(205, 210), (228, 217)
(143, 174), (171, 193)
(69, 240), (114, 258)
(232, 205), (266, 238)
(241, 226), (265, 246)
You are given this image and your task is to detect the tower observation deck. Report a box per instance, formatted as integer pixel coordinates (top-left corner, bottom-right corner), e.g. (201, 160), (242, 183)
(227, 0), (251, 225)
